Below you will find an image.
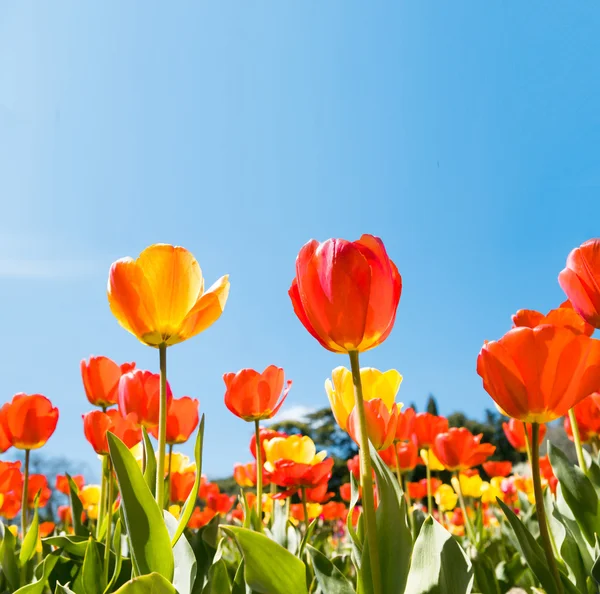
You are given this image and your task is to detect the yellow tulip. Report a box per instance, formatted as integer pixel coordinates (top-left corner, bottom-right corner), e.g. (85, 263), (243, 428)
(263, 435), (326, 468)
(8, 525), (18, 538)
(420, 449), (445, 471)
(108, 244), (230, 347)
(169, 504), (181, 519)
(452, 473), (483, 499)
(325, 367), (402, 430)
(480, 480), (503, 504)
(434, 484), (458, 511)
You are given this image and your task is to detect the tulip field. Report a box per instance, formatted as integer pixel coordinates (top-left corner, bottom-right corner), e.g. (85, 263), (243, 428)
(1, 236), (600, 594)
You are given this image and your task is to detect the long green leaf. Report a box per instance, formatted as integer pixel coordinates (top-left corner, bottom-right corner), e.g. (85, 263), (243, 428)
(114, 572), (177, 593)
(105, 519), (123, 594)
(172, 415), (205, 547)
(108, 432), (174, 581)
(221, 525), (308, 594)
(14, 552), (60, 594)
(405, 516), (473, 594)
(66, 473), (87, 537)
(164, 510), (197, 594)
(141, 428), (157, 498)
(306, 545), (355, 594)
(2, 521), (20, 591)
(20, 492), (40, 565)
(43, 535), (90, 557)
(82, 538), (104, 594)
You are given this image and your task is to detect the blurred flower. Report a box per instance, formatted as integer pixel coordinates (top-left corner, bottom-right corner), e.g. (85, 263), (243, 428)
(170, 471), (195, 504)
(168, 505), (181, 519)
(57, 505), (73, 525)
(420, 448), (445, 471)
(480, 479), (503, 504)
(411, 413), (449, 449)
(81, 356), (135, 408)
(305, 483), (334, 503)
(433, 428), (496, 471)
(56, 475), (85, 495)
(250, 428), (288, 460)
(559, 239), (600, 329)
(407, 478), (442, 501)
(290, 502), (322, 524)
(514, 475), (535, 504)
(434, 484), (458, 511)
(340, 482), (352, 502)
(482, 461), (512, 478)
(321, 501), (346, 521)
(207, 492), (235, 516)
(39, 521), (55, 538)
(289, 234), (402, 353)
(149, 396), (199, 445)
(325, 367), (402, 430)
(453, 473), (483, 499)
(565, 394), (600, 443)
(394, 406), (416, 442)
(118, 369), (173, 428)
(188, 506), (216, 530)
(347, 455), (361, 481)
(79, 484), (101, 520)
(502, 419), (545, 453)
(169, 452), (195, 475)
(233, 462), (270, 488)
(224, 366), (292, 422)
(108, 243), (230, 347)
(477, 325), (600, 423)
(347, 398), (399, 451)
(0, 394), (58, 450)
(83, 409), (142, 455)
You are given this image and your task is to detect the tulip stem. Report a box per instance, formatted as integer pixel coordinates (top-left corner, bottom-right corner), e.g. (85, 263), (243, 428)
(348, 350), (382, 594)
(21, 449), (30, 540)
(254, 419), (263, 532)
(166, 444), (173, 509)
(454, 472), (477, 545)
(156, 343), (168, 507)
(531, 422), (564, 594)
(301, 486), (310, 535)
(393, 445), (403, 488)
(97, 455), (108, 539)
(425, 456), (433, 517)
(104, 459), (114, 587)
(568, 408), (588, 475)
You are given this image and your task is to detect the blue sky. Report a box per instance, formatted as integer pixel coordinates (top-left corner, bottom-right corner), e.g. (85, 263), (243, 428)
(1, 2), (599, 478)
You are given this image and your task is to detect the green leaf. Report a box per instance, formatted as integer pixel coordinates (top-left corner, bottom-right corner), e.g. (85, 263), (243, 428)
(82, 537), (104, 594)
(142, 428), (157, 499)
(405, 516), (473, 594)
(2, 521), (20, 591)
(362, 446), (412, 594)
(221, 525), (308, 594)
(43, 535), (90, 557)
(20, 492), (40, 565)
(306, 545), (355, 594)
(549, 442), (600, 546)
(298, 518), (317, 558)
(497, 498), (560, 594)
(66, 473), (87, 537)
(164, 510), (197, 594)
(203, 559), (232, 594)
(108, 432), (174, 582)
(14, 552), (60, 594)
(190, 515), (221, 590)
(472, 555), (501, 594)
(114, 572), (178, 593)
(105, 519), (123, 594)
(172, 414), (205, 547)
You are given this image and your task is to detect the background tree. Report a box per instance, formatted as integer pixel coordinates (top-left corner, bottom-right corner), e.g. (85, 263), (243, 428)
(426, 395), (439, 416)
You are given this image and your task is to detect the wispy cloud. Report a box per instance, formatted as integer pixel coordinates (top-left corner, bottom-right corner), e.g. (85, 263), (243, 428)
(269, 405), (316, 424)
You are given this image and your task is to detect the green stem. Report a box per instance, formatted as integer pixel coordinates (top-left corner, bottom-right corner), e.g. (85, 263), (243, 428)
(425, 453), (433, 516)
(166, 444), (173, 508)
(269, 481), (276, 528)
(568, 409), (587, 475)
(156, 343), (168, 507)
(21, 449), (30, 540)
(531, 422), (564, 594)
(254, 419), (263, 532)
(96, 455), (108, 539)
(301, 486), (310, 534)
(454, 472), (477, 546)
(523, 422), (533, 467)
(349, 350), (382, 594)
(104, 459), (114, 587)
(393, 444), (403, 487)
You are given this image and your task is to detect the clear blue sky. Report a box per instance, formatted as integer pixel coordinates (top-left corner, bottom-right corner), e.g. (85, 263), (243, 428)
(1, 2), (599, 478)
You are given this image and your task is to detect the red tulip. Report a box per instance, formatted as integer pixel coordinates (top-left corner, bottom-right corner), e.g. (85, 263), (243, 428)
(565, 394), (600, 443)
(347, 455), (361, 481)
(188, 506), (216, 529)
(482, 461), (512, 478)
(502, 419), (546, 453)
(0, 413), (12, 453)
(25, 474), (51, 508)
(433, 428), (496, 472)
(380, 441), (419, 472)
(347, 398), (399, 451)
(56, 475), (85, 495)
(268, 458), (334, 495)
(559, 239), (600, 329)
(207, 493), (235, 515)
(411, 413), (449, 449)
(224, 366), (292, 422)
(81, 356), (135, 408)
(118, 369), (173, 428)
(340, 482), (352, 502)
(512, 300), (594, 337)
(321, 501), (346, 521)
(170, 471), (195, 504)
(83, 409), (142, 455)
(304, 483), (334, 503)
(0, 394), (58, 450)
(477, 325), (600, 423)
(289, 234), (402, 353)
(149, 396), (199, 445)
(394, 407), (416, 442)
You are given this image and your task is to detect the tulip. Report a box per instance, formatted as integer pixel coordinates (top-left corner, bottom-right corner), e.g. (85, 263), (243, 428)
(207, 493), (235, 516)
(80, 485), (102, 520)
(321, 501), (346, 521)
(83, 409), (142, 456)
(81, 356), (135, 408)
(502, 418), (545, 454)
(512, 299), (594, 337)
(188, 506), (216, 530)
(118, 369), (172, 428)
(304, 483), (334, 504)
(411, 413), (449, 449)
(347, 398), (399, 451)
(108, 243), (230, 508)
(170, 471), (195, 504)
(56, 475), (85, 495)
(340, 482), (352, 502)
(559, 238), (600, 329)
(433, 428), (496, 472)
(434, 484), (458, 512)
(325, 367), (402, 431)
(394, 406), (416, 442)
(477, 325), (600, 423)
(482, 461), (512, 478)
(149, 396), (199, 445)
(249, 428), (287, 461)
(347, 455), (361, 481)
(290, 502), (322, 524)
(25, 474), (51, 508)
(233, 462), (270, 488)
(480, 477), (504, 504)
(565, 393), (600, 443)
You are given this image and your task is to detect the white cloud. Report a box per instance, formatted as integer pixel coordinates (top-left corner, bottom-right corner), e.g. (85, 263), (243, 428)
(269, 405), (317, 425)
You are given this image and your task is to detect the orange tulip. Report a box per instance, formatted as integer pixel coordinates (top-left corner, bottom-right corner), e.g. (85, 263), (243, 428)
(340, 482), (352, 502)
(0, 461), (22, 519)
(347, 398), (398, 451)
(223, 366), (292, 422)
(380, 440), (419, 472)
(188, 506), (216, 529)
(304, 483), (334, 503)
(477, 325), (600, 423)
(118, 369), (173, 428)
(502, 418), (545, 453)
(170, 471), (195, 504)
(411, 413), (449, 449)
(394, 406), (416, 442)
(233, 462), (270, 488)
(0, 394), (58, 450)
(289, 234), (402, 353)
(207, 492), (235, 515)
(0, 414), (11, 453)
(56, 475), (85, 495)
(512, 300), (594, 337)
(81, 356), (135, 408)
(347, 455), (360, 481)
(107, 244), (230, 347)
(149, 396), (199, 445)
(565, 393), (600, 443)
(432, 428), (496, 472)
(39, 521), (55, 538)
(25, 474), (51, 508)
(83, 409), (142, 455)
(482, 461), (512, 478)
(559, 238), (600, 329)
(321, 501), (346, 521)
